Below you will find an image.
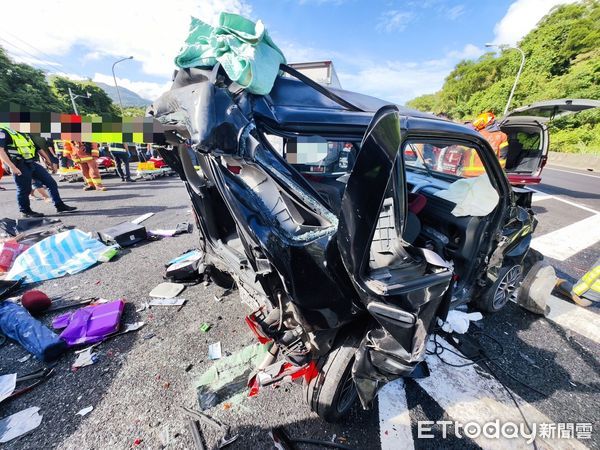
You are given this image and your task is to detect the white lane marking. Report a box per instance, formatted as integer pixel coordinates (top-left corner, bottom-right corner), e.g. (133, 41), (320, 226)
(532, 192), (553, 203)
(416, 337), (587, 450)
(379, 379), (414, 450)
(530, 188), (599, 215)
(545, 166), (600, 179)
(545, 295), (600, 345)
(531, 213), (600, 261)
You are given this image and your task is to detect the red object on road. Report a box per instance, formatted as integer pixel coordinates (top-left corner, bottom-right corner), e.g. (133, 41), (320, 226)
(0, 241), (29, 272)
(21, 290), (52, 313)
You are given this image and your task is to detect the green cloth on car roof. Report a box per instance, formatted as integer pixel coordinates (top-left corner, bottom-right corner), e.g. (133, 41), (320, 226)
(174, 12), (286, 95)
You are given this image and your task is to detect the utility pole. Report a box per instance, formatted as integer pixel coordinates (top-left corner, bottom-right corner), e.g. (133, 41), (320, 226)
(68, 87), (91, 115)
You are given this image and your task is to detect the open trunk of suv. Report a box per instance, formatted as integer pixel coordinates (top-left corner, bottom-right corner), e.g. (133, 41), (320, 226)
(500, 99), (600, 185)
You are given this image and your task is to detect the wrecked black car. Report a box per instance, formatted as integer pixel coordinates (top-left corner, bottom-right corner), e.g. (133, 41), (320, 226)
(149, 64), (537, 421)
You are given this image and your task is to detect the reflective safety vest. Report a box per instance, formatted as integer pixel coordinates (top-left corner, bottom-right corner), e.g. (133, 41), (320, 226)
(0, 126), (36, 160)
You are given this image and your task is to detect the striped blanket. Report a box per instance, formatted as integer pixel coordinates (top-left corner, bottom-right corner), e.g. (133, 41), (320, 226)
(6, 229), (113, 283)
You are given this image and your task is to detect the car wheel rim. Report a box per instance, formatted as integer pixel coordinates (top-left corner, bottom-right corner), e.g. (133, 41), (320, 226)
(493, 266), (522, 309)
(337, 366), (357, 413)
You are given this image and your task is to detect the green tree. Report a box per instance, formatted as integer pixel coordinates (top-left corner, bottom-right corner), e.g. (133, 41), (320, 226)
(49, 76), (119, 116)
(0, 47), (66, 112)
(407, 0), (600, 153)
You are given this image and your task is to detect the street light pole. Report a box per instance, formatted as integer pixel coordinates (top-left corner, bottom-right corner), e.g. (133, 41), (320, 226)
(486, 43), (526, 116)
(111, 56), (134, 116)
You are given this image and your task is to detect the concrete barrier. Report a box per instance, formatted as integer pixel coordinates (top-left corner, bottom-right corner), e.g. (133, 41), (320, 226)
(547, 151), (600, 172)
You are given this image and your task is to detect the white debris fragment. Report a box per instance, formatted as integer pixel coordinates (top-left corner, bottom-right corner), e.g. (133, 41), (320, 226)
(72, 347), (98, 369)
(76, 406), (93, 417)
(148, 298), (186, 307)
(17, 355), (31, 363)
(208, 342), (222, 360)
(437, 310), (483, 334)
(0, 374), (17, 403)
(0, 407), (43, 443)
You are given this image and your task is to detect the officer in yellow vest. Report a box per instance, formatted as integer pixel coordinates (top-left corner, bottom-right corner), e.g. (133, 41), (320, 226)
(0, 126), (77, 217)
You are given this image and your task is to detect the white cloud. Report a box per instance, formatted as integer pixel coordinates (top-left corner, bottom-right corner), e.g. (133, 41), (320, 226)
(1, 0), (252, 79)
(446, 4), (465, 20)
(447, 44), (484, 60)
(338, 44), (483, 105)
(93, 73), (172, 101)
(492, 0), (578, 45)
(82, 51), (103, 62)
(376, 10), (414, 33)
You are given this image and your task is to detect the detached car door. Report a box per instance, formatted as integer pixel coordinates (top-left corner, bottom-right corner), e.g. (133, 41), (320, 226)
(501, 99), (600, 185)
(336, 105), (453, 406)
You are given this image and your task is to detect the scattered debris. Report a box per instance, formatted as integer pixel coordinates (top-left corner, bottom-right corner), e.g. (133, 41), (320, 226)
(0, 407), (43, 444)
(167, 250), (202, 266)
(131, 212), (154, 225)
(186, 418), (204, 450)
(98, 222), (147, 247)
(270, 426), (355, 450)
(195, 343), (270, 410)
(149, 282), (185, 299)
(148, 298), (186, 307)
(45, 297), (95, 313)
(72, 347), (98, 369)
(200, 323), (212, 333)
(21, 290), (51, 314)
(117, 322), (146, 335)
(185, 364), (194, 372)
(437, 310), (483, 335)
(208, 342), (222, 361)
(180, 406), (238, 448)
(0, 301), (67, 362)
(17, 355), (31, 363)
(76, 406), (93, 417)
(9, 368), (55, 399)
(53, 300), (125, 346)
(143, 333), (156, 340)
(0, 373), (16, 403)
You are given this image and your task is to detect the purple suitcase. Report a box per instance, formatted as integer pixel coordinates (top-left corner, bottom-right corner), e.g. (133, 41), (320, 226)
(53, 300), (125, 346)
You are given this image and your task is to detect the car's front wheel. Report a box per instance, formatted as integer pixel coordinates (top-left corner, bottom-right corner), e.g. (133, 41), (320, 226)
(474, 265), (523, 312)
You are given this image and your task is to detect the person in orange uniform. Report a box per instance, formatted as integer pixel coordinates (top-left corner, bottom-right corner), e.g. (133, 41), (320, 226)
(473, 112), (509, 162)
(71, 141), (106, 191)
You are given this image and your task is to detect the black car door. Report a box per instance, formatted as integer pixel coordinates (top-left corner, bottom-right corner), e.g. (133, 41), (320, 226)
(336, 105), (453, 405)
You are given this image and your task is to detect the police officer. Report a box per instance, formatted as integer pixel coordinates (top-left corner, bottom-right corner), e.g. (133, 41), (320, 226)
(0, 126), (77, 217)
(108, 142), (135, 182)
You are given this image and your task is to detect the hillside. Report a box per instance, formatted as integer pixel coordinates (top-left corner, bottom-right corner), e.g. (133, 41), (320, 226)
(407, 0), (600, 154)
(95, 81), (151, 108)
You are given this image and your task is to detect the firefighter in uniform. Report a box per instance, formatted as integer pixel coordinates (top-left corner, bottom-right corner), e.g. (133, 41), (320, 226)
(0, 126), (77, 217)
(473, 112), (509, 161)
(71, 141), (106, 191)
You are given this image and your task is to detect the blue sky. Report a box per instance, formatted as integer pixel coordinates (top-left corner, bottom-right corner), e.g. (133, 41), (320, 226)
(1, 0), (575, 105)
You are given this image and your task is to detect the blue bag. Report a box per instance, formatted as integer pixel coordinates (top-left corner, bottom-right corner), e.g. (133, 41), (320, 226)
(0, 301), (67, 362)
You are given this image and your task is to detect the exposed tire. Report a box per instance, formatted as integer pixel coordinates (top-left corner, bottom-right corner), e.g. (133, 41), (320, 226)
(474, 265), (523, 313)
(303, 334), (360, 423)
